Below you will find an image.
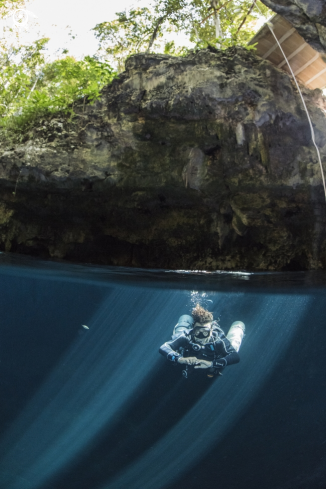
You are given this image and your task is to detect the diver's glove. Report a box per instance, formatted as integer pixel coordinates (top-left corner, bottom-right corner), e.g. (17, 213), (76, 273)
(213, 358), (227, 369)
(167, 352), (181, 363)
(177, 356), (199, 366)
(194, 359), (213, 369)
(205, 358), (228, 378)
(212, 357), (228, 373)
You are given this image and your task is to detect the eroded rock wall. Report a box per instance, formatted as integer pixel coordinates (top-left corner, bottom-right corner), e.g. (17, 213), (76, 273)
(0, 47), (326, 270)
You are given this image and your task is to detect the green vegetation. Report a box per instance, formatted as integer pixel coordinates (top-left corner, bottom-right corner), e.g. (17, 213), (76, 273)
(93, 0), (271, 70)
(0, 0), (24, 16)
(0, 39), (117, 141)
(0, 0), (117, 144)
(0, 0), (271, 143)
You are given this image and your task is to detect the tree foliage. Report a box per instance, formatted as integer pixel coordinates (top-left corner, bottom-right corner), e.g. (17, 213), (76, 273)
(0, 0), (273, 143)
(0, 38), (117, 142)
(93, 0), (272, 70)
(0, 0), (24, 16)
(0, 0), (117, 144)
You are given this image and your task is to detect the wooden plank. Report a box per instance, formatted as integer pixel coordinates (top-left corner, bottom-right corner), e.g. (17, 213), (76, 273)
(306, 67), (326, 85)
(300, 57), (325, 82)
(277, 42), (306, 67)
(293, 53), (320, 75)
(249, 13), (326, 89)
(262, 27), (296, 59)
(280, 45), (317, 75)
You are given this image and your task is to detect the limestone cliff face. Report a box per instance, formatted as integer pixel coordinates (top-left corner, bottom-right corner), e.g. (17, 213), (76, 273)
(261, 0), (326, 54)
(0, 47), (326, 270)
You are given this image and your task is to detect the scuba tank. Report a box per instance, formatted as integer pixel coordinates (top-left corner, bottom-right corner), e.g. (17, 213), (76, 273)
(172, 315), (194, 378)
(172, 315), (194, 340)
(226, 321), (245, 352)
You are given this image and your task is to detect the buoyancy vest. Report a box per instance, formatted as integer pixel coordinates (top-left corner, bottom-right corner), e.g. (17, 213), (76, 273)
(180, 328), (234, 362)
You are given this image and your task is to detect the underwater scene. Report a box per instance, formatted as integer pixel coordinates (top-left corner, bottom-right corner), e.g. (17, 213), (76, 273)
(0, 253), (325, 489)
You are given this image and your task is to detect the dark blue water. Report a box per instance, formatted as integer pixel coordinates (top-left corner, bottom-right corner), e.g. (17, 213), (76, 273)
(0, 253), (325, 489)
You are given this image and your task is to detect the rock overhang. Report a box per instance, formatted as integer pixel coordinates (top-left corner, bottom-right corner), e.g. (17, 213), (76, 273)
(0, 47), (325, 270)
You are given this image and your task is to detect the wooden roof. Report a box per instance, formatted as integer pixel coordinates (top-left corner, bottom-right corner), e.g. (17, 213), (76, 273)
(249, 14), (326, 90)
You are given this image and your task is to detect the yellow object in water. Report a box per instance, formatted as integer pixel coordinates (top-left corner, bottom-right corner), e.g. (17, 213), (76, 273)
(82, 325), (89, 330)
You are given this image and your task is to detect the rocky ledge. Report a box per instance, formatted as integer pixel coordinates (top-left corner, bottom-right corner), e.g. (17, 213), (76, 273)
(0, 47), (326, 270)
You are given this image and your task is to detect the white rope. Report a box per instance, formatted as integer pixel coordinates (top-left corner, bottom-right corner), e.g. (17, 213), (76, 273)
(254, 5), (326, 201)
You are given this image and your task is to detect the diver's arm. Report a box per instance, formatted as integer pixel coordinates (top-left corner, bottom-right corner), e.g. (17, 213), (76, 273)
(206, 351), (240, 375)
(193, 351), (240, 370)
(159, 334), (189, 363)
(217, 327), (240, 365)
(222, 351), (240, 366)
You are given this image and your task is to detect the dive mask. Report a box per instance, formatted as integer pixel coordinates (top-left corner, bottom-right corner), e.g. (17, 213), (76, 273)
(194, 329), (210, 339)
(193, 322), (212, 339)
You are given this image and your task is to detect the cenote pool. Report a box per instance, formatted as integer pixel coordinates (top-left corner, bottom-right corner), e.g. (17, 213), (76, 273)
(0, 253), (325, 489)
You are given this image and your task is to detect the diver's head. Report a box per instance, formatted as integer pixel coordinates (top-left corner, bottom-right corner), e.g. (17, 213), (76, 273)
(191, 304), (213, 324)
(191, 304), (214, 344)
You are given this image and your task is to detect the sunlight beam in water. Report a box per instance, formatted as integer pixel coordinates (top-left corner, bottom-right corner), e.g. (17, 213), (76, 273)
(0, 284), (311, 489)
(100, 294), (311, 489)
(0, 288), (182, 489)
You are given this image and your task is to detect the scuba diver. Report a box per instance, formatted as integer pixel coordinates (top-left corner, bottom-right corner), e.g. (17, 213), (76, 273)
(159, 304), (245, 378)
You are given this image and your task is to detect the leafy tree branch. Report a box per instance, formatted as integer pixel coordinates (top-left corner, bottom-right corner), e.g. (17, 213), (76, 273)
(93, 0), (272, 70)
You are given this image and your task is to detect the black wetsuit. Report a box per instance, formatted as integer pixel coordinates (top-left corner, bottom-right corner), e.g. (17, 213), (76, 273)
(159, 322), (240, 376)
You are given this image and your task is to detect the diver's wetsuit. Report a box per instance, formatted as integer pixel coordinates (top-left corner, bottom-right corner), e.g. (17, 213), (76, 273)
(159, 321), (240, 376)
